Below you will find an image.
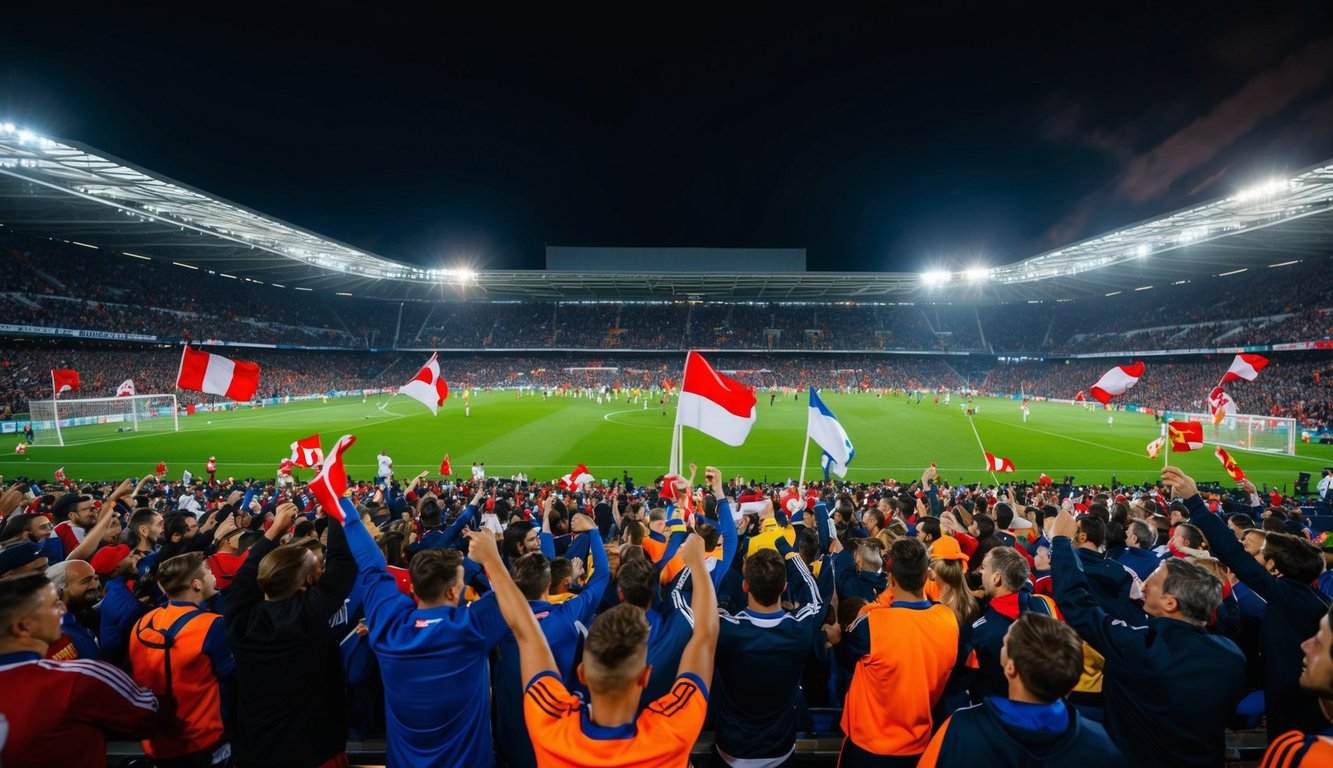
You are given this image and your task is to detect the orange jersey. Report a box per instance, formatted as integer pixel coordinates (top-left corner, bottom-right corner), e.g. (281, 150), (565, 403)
(524, 670), (707, 768)
(1261, 731), (1333, 768)
(861, 580), (942, 614)
(841, 602), (958, 756)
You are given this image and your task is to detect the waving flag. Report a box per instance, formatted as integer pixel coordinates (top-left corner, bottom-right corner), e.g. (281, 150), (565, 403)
(1207, 386), (1237, 425)
(1215, 447), (1246, 482)
(984, 452), (1016, 473)
(440, 453), (452, 477)
(176, 345), (260, 401)
(52, 369), (80, 397)
(675, 351), (757, 446)
(1167, 421), (1205, 452)
(54, 467), (69, 486)
(1089, 362), (1144, 404)
(808, 388), (855, 479)
(736, 492), (769, 517)
(290, 434), (324, 468)
(400, 352), (449, 415)
(309, 434), (357, 523)
(1146, 437), (1165, 460)
(1221, 353), (1269, 383)
(558, 463), (595, 490)
(278, 458), (295, 476)
(116, 379), (136, 397)
(1073, 391), (1087, 403)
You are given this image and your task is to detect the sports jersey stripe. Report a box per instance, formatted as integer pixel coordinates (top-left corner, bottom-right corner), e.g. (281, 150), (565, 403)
(43, 658), (159, 710)
(649, 679), (699, 718)
(526, 679), (571, 719)
(670, 583), (696, 629)
(1261, 732), (1305, 768)
(790, 556), (821, 612)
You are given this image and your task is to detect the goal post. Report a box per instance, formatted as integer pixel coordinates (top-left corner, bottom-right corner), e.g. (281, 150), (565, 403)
(1168, 411), (1297, 455)
(27, 394), (179, 447)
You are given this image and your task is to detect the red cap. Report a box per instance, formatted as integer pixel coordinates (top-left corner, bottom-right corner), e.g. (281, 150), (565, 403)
(90, 544), (132, 577)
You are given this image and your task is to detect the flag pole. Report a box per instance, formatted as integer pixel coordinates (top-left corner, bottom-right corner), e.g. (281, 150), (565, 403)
(669, 352), (689, 475)
(1163, 422), (1170, 470)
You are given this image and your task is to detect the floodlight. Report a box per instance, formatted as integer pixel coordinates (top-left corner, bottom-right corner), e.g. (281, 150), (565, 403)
(1235, 179), (1289, 203)
(1135, 244), (1150, 258)
(921, 270), (952, 286)
(964, 267), (991, 282)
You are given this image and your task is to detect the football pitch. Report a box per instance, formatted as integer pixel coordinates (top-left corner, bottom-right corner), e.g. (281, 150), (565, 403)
(3, 391), (1330, 494)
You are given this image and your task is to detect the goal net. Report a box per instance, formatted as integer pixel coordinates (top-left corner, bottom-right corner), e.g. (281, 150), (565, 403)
(27, 395), (180, 447)
(1169, 411), (1297, 455)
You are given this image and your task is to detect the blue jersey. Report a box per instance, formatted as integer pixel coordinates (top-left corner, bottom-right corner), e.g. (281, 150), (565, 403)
(495, 529), (610, 768)
(712, 552), (828, 761)
(343, 512), (509, 768)
(640, 568), (697, 708)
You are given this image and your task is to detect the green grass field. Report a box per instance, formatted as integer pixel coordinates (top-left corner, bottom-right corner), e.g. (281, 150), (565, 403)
(3, 392), (1330, 493)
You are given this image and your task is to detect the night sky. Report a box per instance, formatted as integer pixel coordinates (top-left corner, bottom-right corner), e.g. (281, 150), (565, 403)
(3, 5), (1332, 273)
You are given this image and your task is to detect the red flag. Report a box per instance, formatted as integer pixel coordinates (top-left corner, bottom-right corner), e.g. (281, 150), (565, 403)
(1221, 353), (1268, 383)
(1215, 447), (1246, 482)
(984, 452), (1016, 473)
(1208, 386), (1236, 425)
(156, 461), (167, 475)
(440, 453), (452, 477)
(676, 351), (757, 446)
(290, 434), (324, 468)
(52, 369), (80, 396)
(309, 434), (356, 523)
(54, 467), (70, 486)
(278, 458), (295, 476)
(1089, 362), (1144, 404)
(400, 353), (449, 415)
(1167, 421), (1205, 452)
(1073, 391), (1087, 402)
(176, 345), (261, 401)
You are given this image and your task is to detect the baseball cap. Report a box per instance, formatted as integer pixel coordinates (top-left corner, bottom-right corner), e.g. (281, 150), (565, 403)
(929, 536), (968, 562)
(0, 541), (46, 577)
(90, 544), (133, 578)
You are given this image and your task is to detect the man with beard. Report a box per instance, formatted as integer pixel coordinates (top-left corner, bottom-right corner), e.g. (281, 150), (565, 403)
(51, 493), (97, 558)
(91, 545), (145, 666)
(43, 560), (100, 660)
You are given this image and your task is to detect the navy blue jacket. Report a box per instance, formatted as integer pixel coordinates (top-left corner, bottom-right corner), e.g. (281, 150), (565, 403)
(1185, 493), (1331, 738)
(928, 698), (1125, 767)
(1051, 536), (1244, 768)
(1112, 545), (1160, 582)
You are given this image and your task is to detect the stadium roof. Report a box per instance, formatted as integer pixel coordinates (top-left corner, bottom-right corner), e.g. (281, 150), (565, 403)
(1, 121), (1331, 303)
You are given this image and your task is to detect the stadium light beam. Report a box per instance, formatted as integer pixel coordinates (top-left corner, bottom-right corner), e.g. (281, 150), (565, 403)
(921, 270), (952, 287)
(964, 267), (991, 282)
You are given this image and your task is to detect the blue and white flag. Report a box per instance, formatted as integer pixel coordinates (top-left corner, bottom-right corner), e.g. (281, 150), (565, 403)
(808, 388), (855, 479)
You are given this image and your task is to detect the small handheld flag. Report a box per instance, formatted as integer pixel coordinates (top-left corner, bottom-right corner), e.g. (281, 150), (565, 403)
(290, 434), (324, 468)
(400, 353), (449, 415)
(984, 452), (1016, 473)
(1089, 362), (1144, 404)
(1221, 353), (1269, 383)
(675, 351), (757, 447)
(1146, 437), (1165, 460)
(1215, 447), (1246, 482)
(309, 434), (357, 523)
(440, 453), (452, 477)
(807, 388), (855, 479)
(1167, 421), (1205, 452)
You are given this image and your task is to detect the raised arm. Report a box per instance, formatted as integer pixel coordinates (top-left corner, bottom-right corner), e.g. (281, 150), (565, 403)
(465, 528), (557, 686)
(66, 479), (132, 562)
(1048, 502), (1141, 666)
(1163, 466), (1276, 598)
(675, 533), (719, 684)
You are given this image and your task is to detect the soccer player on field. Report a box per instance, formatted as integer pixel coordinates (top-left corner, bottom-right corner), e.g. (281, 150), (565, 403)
(474, 520), (718, 767)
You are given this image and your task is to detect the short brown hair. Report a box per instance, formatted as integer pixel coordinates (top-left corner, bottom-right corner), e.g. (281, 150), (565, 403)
(743, 549), (787, 606)
(512, 552), (552, 600)
(1006, 613), (1083, 702)
(158, 552), (207, 596)
(257, 544), (316, 600)
(887, 538), (929, 593)
(583, 603), (650, 694)
(409, 548), (464, 603)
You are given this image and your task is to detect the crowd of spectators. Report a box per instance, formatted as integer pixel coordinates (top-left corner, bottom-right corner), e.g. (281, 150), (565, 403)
(984, 355), (1333, 427)
(3, 233), (1331, 357)
(2, 441), (1332, 766)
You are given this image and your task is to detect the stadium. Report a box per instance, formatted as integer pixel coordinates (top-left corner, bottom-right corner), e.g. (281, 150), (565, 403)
(2, 13), (1333, 768)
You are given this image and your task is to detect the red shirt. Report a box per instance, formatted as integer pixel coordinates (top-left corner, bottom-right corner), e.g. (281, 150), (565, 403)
(0, 652), (158, 768)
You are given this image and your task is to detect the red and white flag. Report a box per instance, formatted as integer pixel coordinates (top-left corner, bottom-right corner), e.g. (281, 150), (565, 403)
(440, 453), (452, 477)
(557, 463), (595, 490)
(400, 352), (449, 415)
(1089, 362), (1144, 404)
(984, 452), (1016, 473)
(176, 345), (261, 401)
(1146, 437), (1165, 460)
(52, 369), (80, 397)
(278, 458), (295, 476)
(309, 434), (356, 523)
(1073, 391), (1087, 402)
(14, 443), (25, 455)
(54, 467), (69, 486)
(1207, 386), (1237, 425)
(736, 492), (769, 516)
(290, 434), (324, 468)
(675, 351), (757, 447)
(1167, 421), (1205, 452)
(116, 379), (136, 397)
(1215, 447), (1246, 482)
(1221, 353), (1268, 383)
